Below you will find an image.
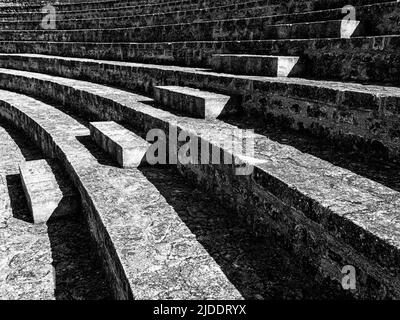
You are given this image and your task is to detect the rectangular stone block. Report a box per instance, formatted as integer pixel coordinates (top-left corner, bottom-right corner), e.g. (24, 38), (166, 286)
(211, 54), (302, 77)
(19, 159), (79, 224)
(89, 121), (150, 168)
(154, 86), (231, 119)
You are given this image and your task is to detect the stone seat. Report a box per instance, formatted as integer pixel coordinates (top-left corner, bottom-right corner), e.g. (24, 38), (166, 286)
(0, 0), (394, 21)
(0, 0), (281, 29)
(0, 54), (399, 160)
(0, 0), (233, 19)
(19, 159), (79, 223)
(0, 34), (393, 83)
(0, 0), (189, 13)
(1, 70), (400, 299)
(211, 54), (301, 77)
(154, 86), (231, 119)
(0, 88), (243, 300)
(90, 121), (150, 167)
(0, 19), (363, 42)
(0, 123), (55, 299)
(0, 0), (397, 33)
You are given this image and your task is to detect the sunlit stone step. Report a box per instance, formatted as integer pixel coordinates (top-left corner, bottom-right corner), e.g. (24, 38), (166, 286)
(90, 121), (150, 168)
(154, 86), (231, 119)
(211, 54), (302, 77)
(19, 159), (79, 224)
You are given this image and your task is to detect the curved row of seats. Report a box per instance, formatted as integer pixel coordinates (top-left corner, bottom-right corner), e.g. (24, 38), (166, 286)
(1, 0), (400, 300)
(1, 65), (400, 298)
(0, 1), (395, 31)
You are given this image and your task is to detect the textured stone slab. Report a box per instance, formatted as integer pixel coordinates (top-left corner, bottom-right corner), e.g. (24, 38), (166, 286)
(19, 159), (79, 224)
(90, 121), (150, 167)
(0, 54), (399, 159)
(1, 71), (400, 297)
(0, 0), (247, 20)
(0, 19), (363, 43)
(0, 89), (242, 299)
(0, 123), (54, 300)
(154, 86), (230, 119)
(211, 54), (301, 77)
(0, 0), (283, 29)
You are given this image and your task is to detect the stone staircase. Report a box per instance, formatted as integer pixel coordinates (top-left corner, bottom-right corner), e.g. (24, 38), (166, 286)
(0, 0), (399, 300)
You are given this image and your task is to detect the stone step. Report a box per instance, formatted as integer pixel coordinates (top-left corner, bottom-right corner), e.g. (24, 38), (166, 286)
(0, 89), (243, 300)
(0, 123), (55, 300)
(0, 34), (394, 83)
(211, 54), (302, 76)
(1, 0), (398, 32)
(154, 86), (231, 119)
(0, 19), (363, 42)
(89, 121), (150, 167)
(0, 54), (398, 160)
(1, 70), (400, 298)
(0, 0), (207, 13)
(0, 0), (393, 21)
(0, 0), (245, 19)
(19, 159), (80, 223)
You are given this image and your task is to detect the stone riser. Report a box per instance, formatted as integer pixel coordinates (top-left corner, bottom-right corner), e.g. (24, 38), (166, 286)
(154, 85), (231, 119)
(1, 72), (400, 298)
(210, 54), (302, 77)
(0, 0), (279, 28)
(0, 34), (399, 88)
(0, 54), (398, 160)
(0, 19), (362, 42)
(0, 0), (209, 13)
(0, 0), (255, 18)
(1, 1), (399, 32)
(19, 159), (80, 223)
(0, 91), (243, 300)
(90, 121), (150, 167)
(0, 0), (393, 20)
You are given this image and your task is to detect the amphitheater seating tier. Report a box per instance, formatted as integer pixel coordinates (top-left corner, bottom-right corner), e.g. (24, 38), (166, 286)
(1, 0), (399, 300)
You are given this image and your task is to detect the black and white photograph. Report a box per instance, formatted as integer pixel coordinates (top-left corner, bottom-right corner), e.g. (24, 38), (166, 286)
(0, 0), (399, 310)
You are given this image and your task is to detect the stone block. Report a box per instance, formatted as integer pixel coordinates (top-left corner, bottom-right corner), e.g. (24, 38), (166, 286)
(19, 159), (79, 224)
(90, 121), (150, 168)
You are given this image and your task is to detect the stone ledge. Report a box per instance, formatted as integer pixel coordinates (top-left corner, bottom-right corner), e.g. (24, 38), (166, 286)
(0, 89), (242, 300)
(0, 19), (363, 42)
(0, 35), (396, 84)
(0, 53), (398, 159)
(19, 159), (79, 224)
(211, 54), (301, 77)
(90, 121), (150, 167)
(0, 71), (399, 298)
(154, 86), (231, 119)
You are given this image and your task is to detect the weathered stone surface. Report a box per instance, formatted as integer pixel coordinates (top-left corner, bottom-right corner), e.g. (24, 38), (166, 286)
(0, 0), (393, 21)
(1, 71), (399, 298)
(0, 55), (398, 160)
(0, 0), (259, 20)
(90, 121), (150, 168)
(211, 54), (301, 77)
(154, 86), (231, 119)
(19, 159), (79, 224)
(1, 0), (399, 301)
(0, 123), (54, 300)
(0, 0), (286, 29)
(0, 19), (363, 43)
(4, 0), (398, 32)
(0, 89), (242, 300)
(0, 35), (397, 84)
(0, 119), (110, 300)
